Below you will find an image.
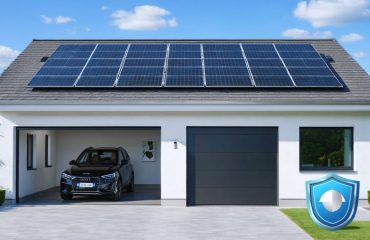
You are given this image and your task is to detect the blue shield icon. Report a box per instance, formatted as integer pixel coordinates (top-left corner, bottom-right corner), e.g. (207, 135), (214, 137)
(306, 174), (360, 231)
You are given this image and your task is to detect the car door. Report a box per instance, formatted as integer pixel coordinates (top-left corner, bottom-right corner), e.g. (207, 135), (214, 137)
(122, 149), (133, 180)
(118, 150), (128, 186)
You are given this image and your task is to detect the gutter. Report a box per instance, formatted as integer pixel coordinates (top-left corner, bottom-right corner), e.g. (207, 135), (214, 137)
(2, 104), (370, 112)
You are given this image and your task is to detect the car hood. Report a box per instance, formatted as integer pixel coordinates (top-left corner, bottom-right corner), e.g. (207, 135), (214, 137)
(66, 165), (119, 177)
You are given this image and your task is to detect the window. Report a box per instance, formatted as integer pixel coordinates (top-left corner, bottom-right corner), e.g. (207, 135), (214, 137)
(27, 134), (35, 170)
(45, 135), (52, 167)
(75, 150), (118, 166)
(300, 127), (353, 170)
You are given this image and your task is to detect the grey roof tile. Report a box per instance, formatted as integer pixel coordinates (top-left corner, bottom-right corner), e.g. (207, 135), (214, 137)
(0, 39), (370, 105)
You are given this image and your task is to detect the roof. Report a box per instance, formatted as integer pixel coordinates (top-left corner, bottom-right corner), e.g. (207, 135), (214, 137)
(1, 39), (370, 105)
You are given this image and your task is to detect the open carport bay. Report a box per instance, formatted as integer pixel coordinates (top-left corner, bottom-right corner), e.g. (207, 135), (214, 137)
(17, 127), (161, 205)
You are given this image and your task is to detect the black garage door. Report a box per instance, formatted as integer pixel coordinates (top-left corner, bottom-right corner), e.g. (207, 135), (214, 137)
(187, 127), (278, 205)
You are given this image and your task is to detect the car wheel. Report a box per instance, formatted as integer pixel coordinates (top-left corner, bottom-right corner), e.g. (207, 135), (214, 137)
(60, 193), (73, 200)
(127, 173), (134, 192)
(112, 180), (122, 201)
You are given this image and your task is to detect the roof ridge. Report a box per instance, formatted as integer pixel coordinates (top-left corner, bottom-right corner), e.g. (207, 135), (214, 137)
(32, 38), (337, 42)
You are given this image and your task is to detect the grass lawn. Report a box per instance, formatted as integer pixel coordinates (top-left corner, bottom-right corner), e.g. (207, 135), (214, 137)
(281, 208), (370, 240)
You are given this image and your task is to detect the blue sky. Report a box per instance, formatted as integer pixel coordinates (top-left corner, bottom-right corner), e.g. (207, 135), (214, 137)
(0, 0), (369, 74)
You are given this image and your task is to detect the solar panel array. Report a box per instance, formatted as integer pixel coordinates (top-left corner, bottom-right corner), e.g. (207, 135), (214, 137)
(28, 42), (342, 88)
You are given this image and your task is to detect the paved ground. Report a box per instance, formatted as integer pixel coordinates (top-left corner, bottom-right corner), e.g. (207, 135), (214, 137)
(356, 207), (370, 221)
(19, 186), (161, 206)
(0, 204), (311, 240)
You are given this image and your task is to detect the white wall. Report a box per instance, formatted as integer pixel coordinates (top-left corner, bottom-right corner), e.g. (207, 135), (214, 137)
(18, 130), (57, 198)
(1, 110), (370, 203)
(54, 129), (161, 185)
(0, 115), (16, 198)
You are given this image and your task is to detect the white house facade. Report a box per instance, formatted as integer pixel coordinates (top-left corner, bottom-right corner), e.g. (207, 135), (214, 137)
(1, 39), (370, 206)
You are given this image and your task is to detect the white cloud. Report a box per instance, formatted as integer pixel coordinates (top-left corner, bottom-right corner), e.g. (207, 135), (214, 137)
(40, 15), (74, 24)
(294, 0), (370, 27)
(85, 27), (91, 33)
(282, 28), (332, 39)
(340, 33), (364, 42)
(55, 16), (74, 24)
(41, 15), (52, 24)
(111, 5), (177, 31)
(353, 51), (367, 58)
(101, 5), (109, 11)
(0, 45), (20, 73)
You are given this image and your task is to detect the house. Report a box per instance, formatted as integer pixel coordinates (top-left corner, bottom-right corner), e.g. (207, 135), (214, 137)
(0, 39), (370, 206)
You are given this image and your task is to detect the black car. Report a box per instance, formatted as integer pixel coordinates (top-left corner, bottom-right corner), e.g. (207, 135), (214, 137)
(60, 147), (134, 201)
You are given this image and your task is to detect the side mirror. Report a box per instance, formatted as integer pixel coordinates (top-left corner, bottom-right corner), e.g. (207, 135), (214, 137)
(69, 160), (76, 165)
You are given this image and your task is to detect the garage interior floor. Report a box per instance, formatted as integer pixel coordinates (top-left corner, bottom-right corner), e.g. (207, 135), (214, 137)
(19, 184), (161, 205)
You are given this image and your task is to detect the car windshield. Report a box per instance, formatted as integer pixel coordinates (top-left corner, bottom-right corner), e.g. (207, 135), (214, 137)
(75, 150), (118, 166)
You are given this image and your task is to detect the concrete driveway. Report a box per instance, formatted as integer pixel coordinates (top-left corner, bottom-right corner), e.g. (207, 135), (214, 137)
(0, 204), (310, 240)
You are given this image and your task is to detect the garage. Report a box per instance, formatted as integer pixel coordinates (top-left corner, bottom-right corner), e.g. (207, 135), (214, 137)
(187, 127), (278, 205)
(16, 127), (161, 205)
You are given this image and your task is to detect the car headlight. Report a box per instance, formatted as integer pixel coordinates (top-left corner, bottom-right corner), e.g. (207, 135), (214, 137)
(101, 172), (118, 179)
(62, 173), (73, 179)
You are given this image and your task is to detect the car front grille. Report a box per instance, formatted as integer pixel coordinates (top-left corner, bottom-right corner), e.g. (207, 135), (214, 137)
(72, 177), (100, 191)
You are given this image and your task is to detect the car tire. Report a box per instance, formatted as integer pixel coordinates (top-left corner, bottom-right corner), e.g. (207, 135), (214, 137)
(60, 193), (73, 200)
(112, 180), (122, 201)
(127, 173), (134, 192)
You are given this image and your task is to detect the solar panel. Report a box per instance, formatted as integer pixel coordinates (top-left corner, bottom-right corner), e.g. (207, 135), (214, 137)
(169, 51), (201, 58)
(28, 42), (343, 89)
(288, 67), (333, 76)
(164, 43), (203, 87)
(203, 44), (241, 51)
(121, 67), (164, 75)
(167, 67), (203, 76)
(244, 51), (280, 59)
(117, 44), (166, 87)
(28, 76), (78, 87)
(292, 76), (342, 87)
(275, 43), (342, 88)
(278, 51), (321, 59)
(275, 44), (315, 52)
(125, 59), (165, 67)
(76, 76), (117, 87)
(165, 76), (203, 86)
(168, 58), (202, 67)
(44, 59), (88, 67)
(205, 67), (249, 76)
(87, 59), (122, 67)
(28, 44), (97, 87)
(170, 44), (200, 51)
(206, 76), (253, 87)
(248, 59), (284, 67)
(95, 44), (128, 51)
(204, 59), (246, 67)
(283, 59), (327, 67)
(74, 44), (127, 87)
(117, 76), (163, 87)
(242, 43), (294, 87)
(202, 44), (251, 87)
(80, 67), (120, 76)
(203, 51), (244, 59)
(129, 44), (167, 51)
(36, 67), (83, 76)
(253, 76), (294, 87)
(126, 51), (166, 59)
(91, 51), (126, 59)
(242, 44), (276, 52)
(51, 51), (92, 59)
(55, 44), (96, 51)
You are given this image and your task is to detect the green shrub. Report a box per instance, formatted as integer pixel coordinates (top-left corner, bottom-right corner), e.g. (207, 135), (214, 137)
(368, 191), (370, 205)
(0, 189), (5, 206)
